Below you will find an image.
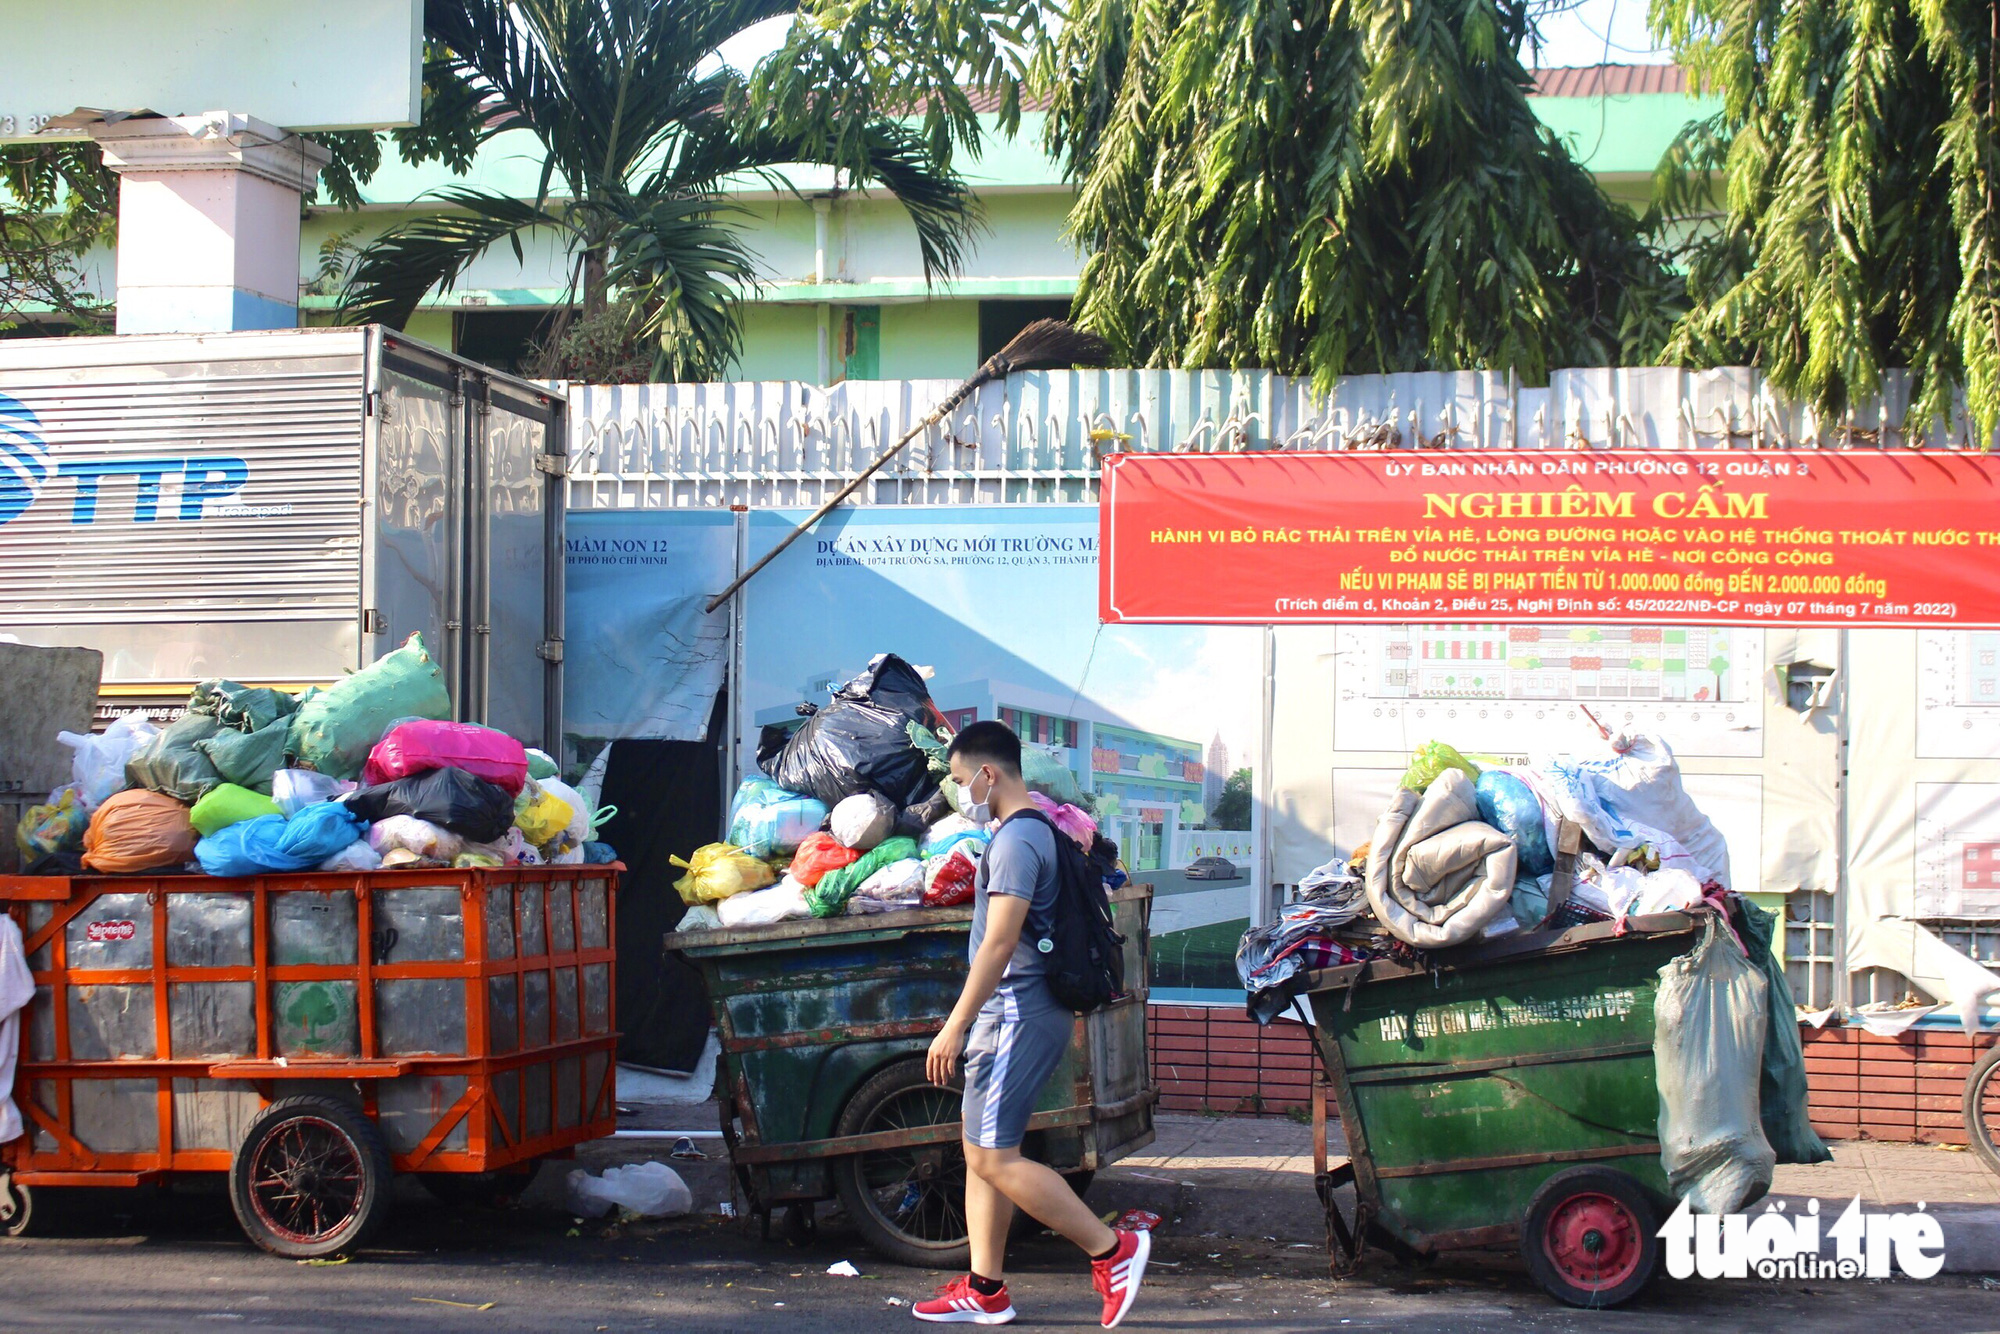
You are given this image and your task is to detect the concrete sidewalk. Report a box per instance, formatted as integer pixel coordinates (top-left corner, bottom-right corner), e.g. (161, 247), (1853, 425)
(587, 1103), (2000, 1271)
(1085, 1113), (2000, 1270)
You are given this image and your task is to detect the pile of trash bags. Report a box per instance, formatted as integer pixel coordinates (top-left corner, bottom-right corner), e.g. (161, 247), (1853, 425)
(1238, 731), (1731, 1019)
(14, 633), (619, 878)
(674, 653), (1116, 931)
(1238, 728), (1828, 1213)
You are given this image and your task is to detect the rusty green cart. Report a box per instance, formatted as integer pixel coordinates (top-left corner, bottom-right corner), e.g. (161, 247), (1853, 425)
(1292, 910), (1701, 1308)
(674, 884), (1156, 1268)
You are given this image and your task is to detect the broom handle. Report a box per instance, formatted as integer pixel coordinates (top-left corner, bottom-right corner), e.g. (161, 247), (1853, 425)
(702, 394), (962, 614)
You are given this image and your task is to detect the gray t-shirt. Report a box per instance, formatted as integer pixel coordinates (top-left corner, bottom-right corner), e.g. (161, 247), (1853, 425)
(969, 815), (1061, 983)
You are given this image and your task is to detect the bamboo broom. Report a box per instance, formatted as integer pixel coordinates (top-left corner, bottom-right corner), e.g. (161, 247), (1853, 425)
(703, 319), (1111, 613)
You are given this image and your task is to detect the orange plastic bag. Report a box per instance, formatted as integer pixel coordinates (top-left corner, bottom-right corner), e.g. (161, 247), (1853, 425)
(82, 789), (197, 873)
(789, 831), (861, 888)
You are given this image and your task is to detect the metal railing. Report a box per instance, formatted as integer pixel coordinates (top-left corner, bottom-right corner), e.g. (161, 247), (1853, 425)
(564, 366), (1999, 510)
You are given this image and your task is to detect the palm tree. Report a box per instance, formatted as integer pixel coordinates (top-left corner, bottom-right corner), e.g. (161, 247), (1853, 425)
(338, 0), (986, 380)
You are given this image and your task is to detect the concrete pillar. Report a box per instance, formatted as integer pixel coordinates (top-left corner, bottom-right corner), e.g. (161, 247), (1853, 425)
(89, 111), (331, 335)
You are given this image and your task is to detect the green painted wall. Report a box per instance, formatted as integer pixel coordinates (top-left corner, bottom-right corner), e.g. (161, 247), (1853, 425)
(403, 310), (455, 350)
(736, 303), (821, 381)
(877, 301), (980, 380)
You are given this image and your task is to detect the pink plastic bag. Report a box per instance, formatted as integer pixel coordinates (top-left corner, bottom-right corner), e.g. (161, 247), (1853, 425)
(362, 720), (528, 794)
(1029, 792), (1098, 848)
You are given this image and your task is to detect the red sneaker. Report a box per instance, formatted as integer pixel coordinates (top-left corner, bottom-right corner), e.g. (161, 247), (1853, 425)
(913, 1275), (1016, 1325)
(1091, 1228), (1151, 1328)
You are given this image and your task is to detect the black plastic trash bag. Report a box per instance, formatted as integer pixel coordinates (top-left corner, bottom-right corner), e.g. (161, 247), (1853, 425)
(757, 654), (942, 809)
(341, 766), (514, 843)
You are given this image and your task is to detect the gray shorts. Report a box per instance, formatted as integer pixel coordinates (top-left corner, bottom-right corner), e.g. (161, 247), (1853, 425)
(960, 983), (1072, 1150)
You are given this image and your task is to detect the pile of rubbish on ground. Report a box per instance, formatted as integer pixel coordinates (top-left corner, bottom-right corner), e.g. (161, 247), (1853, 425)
(13, 633), (616, 877)
(1238, 732), (1733, 1018)
(672, 653), (1117, 930)
(1242, 729), (1831, 1213)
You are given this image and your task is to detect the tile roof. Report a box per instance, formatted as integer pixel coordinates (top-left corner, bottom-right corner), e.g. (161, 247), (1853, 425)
(1527, 64), (1692, 98)
(957, 64), (1691, 112)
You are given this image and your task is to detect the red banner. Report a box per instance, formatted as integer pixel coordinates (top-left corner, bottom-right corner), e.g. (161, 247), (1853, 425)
(1100, 449), (2000, 627)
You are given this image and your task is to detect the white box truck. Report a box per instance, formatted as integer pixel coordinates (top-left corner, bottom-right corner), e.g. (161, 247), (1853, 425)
(0, 326), (566, 746)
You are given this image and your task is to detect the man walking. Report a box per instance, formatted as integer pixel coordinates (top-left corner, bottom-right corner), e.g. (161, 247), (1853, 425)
(912, 720), (1149, 1328)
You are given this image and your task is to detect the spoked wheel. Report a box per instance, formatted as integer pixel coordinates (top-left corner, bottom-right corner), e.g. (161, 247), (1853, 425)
(832, 1060), (972, 1269)
(1966, 1043), (2000, 1177)
(229, 1095), (392, 1259)
(1521, 1167), (1661, 1308)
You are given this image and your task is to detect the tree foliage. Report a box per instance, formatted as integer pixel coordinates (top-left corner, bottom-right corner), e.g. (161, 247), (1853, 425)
(1652, 0), (2000, 436)
(0, 143), (116, 331)
(1040, 0), (1684, 390)
(1207, 767), (1252, 831)
(340, 0), (1033, 380)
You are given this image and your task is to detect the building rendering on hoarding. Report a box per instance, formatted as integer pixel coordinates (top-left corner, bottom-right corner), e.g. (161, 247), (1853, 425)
(758, 674), (1208, 871)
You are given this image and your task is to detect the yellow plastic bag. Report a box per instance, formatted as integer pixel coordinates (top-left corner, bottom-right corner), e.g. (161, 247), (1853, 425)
(17, 784), (88, 861)
(671, 843), (777, 905)
(1399, 740), (1479, 792)
(513, 779), (575, 847)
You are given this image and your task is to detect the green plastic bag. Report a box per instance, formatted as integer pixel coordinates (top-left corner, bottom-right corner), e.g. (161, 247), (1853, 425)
(125, 711), (226, 802)
(806, 836), (920, 917)
(1731, 897), (1833, 1166)
(911, 722), (1085, 812)
(287, 633), (452, 780)
(196, 717), (291, 793)
(1399, 740), (1479, 792)
(189, 782), (283, 837)
(1023, 745), (1085, 806)
(909, 724), (962, 813)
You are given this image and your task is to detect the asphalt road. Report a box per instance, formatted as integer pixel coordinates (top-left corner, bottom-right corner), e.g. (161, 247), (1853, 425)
(1143, 869), (1249, 899)
(9, 1176), (2000, 1333)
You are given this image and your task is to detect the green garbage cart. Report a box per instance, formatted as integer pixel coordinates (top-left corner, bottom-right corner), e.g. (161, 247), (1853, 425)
(674, 883), (1155, 1268)
(1291, 909), (1702, 1308)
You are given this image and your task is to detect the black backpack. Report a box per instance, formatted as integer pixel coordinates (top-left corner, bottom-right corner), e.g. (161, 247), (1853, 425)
(1004, 809), (1128, 1014)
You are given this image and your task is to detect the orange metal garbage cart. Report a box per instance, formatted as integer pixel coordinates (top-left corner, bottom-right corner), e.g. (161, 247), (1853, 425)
(0, 864), (619, 1257)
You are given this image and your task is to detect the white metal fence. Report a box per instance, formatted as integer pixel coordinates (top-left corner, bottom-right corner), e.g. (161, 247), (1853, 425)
(564, 366), (1997, 510)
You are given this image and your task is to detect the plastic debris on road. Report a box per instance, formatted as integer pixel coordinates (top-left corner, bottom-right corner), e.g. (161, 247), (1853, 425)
(826, 1260), (863, 1277)
(564, 1162), (694, 1219)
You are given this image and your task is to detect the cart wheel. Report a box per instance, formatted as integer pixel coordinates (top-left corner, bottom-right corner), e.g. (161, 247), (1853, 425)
(1522, 1167), (1661, 1308)
(1, 1177), (35, 1238)
(831, 1059), (973, 1269)
(422, 1167), (533, 1211)
(783, 1202), (818, 1246)
(229, 1095), (393, 1259)
(1964, 1043), (2000, 1177)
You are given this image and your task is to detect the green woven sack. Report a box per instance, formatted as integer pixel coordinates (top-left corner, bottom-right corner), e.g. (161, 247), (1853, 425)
(286, 633), (452, 780)
(806, 836), (919, 917)
(190, 679), (299, 733)
(189, 783), (283, 837)
(196, 717), (291, 793)
(125, 711), (225, 803)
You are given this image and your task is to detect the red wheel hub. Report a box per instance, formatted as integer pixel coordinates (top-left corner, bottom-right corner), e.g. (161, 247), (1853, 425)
(247, 1116), (365, 1245)
(1542, 1190), (1643, 1290)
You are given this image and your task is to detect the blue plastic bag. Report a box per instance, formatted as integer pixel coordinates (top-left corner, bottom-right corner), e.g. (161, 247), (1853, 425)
(1475, 770), (1554, 877)
(197, 802), (367, 876)
(726, 780), (827, 858)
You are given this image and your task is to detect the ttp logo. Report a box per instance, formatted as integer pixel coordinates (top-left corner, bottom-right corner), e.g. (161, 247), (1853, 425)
(0, 391), (250, 526)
